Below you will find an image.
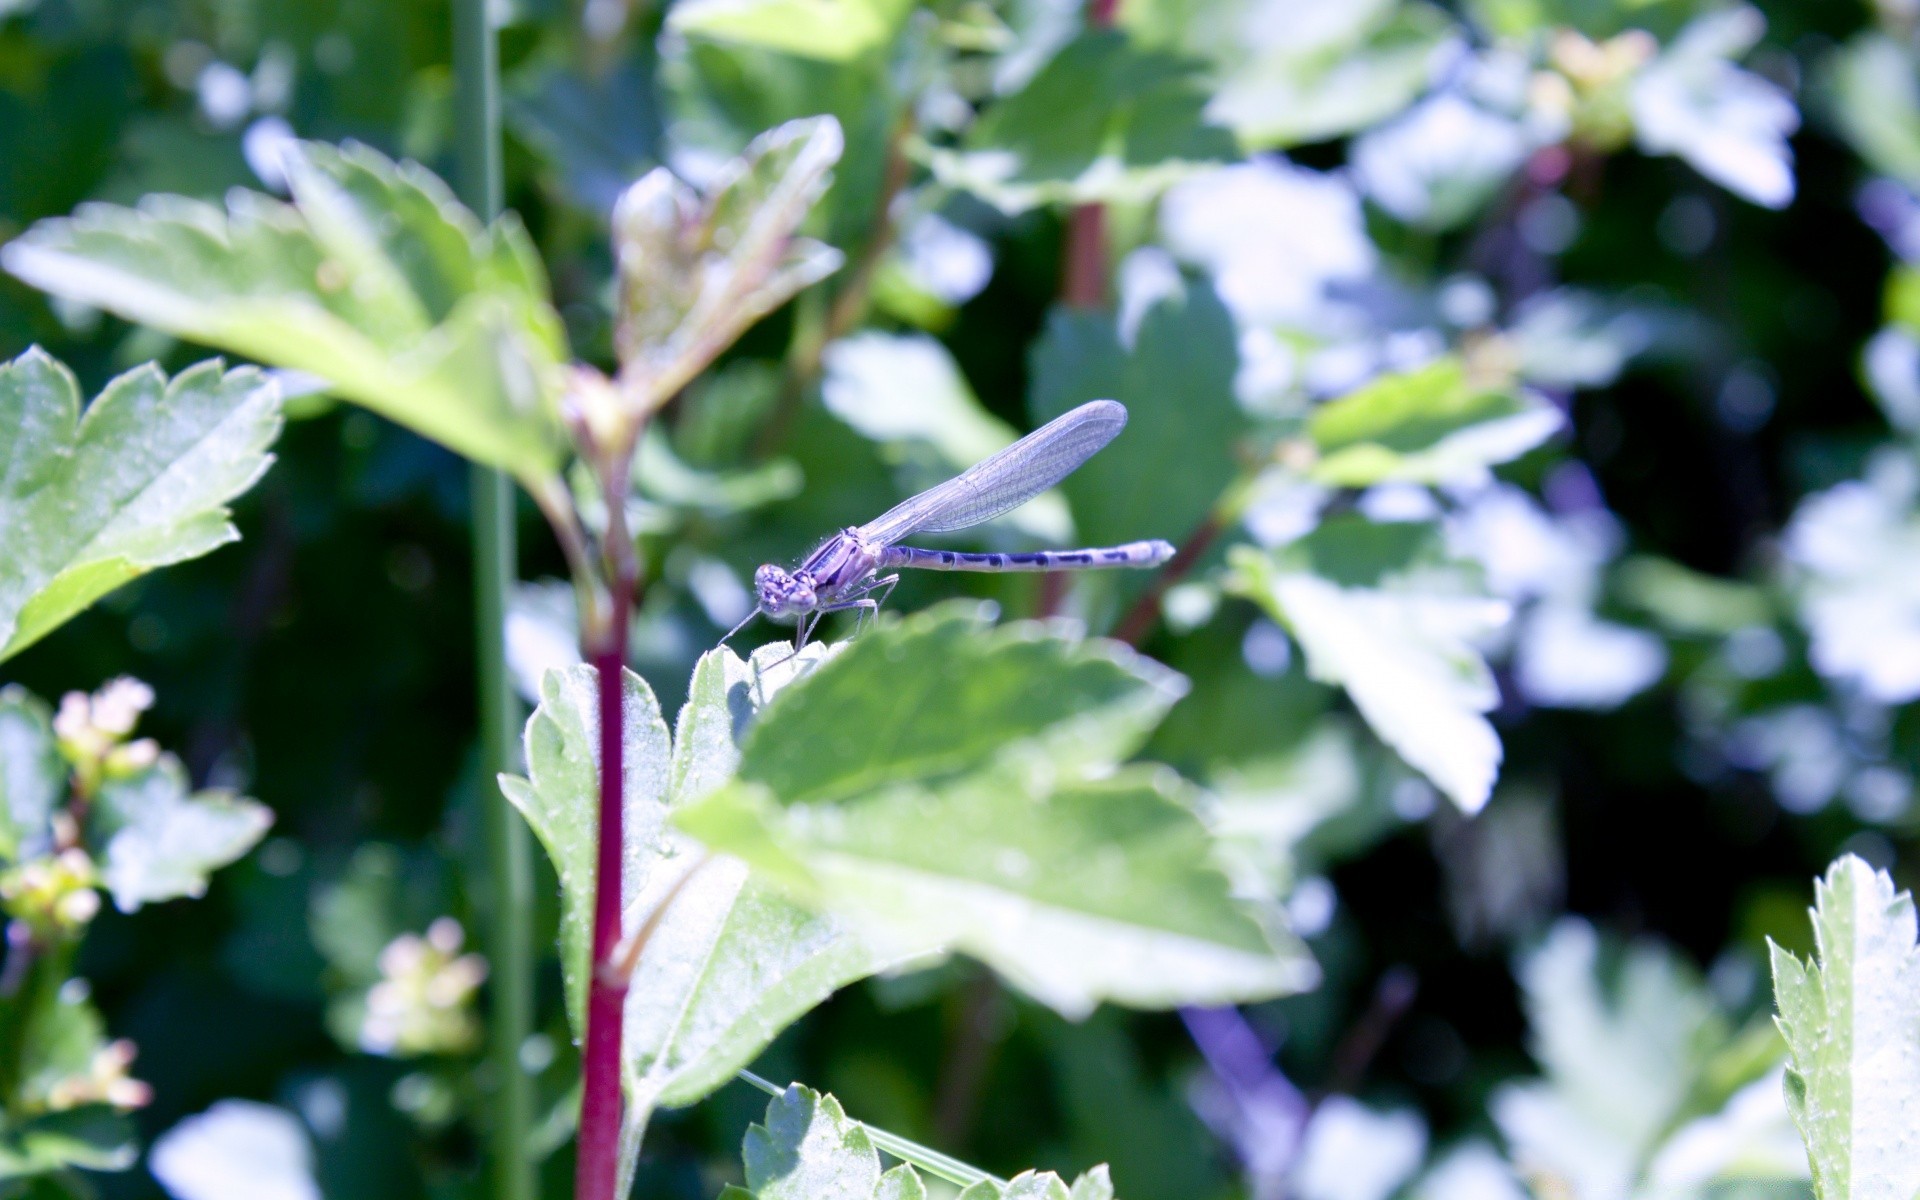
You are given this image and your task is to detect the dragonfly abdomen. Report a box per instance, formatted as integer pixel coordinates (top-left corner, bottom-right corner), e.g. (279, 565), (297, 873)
(879, 540), (1173, 572)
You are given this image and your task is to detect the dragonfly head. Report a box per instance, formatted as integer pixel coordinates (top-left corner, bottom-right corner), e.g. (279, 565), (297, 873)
(753, 564), (817, 619)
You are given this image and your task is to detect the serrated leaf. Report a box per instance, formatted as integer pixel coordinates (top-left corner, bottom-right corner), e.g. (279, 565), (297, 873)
(733, 604), (1187, 807)
(1493, 918), (1729, 1199)
(0, 350), (281, 663)
(1770, 855), (1920, 1200)
(732, 1085), (970, 1199)
(667, 0), (913, 62)
(955, 1168), (1109, 1200)
(501, 664), (672, 1035)
(629, 646), (907, 1114)
(1227, 526), (1509, 814)
(2, 142), (567, 485)
(505, 649), (905, 1180)
(927, 30), (1236, 213)
(1029, 277), (1245, 551)
(0, 685), (62, 861)
(613, 117), (844, 407)
(91, 754), (271, 911)
(1305, 358), (1562, 487)
(678, 605), (1314, 1017)
(742, 1086), (887, 1199)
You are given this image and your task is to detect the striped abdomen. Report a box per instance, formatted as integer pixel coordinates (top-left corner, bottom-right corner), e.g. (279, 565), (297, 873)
(877, 540), (1174, 572)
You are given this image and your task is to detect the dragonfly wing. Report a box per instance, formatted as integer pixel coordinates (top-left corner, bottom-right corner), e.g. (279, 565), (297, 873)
(858, 400), (1127, 545)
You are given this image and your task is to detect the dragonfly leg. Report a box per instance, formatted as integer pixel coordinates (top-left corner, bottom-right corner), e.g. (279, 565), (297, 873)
(821, 597), (879, 638)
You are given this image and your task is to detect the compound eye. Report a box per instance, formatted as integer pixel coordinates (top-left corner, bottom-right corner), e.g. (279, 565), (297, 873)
(754, 564), (783, 589)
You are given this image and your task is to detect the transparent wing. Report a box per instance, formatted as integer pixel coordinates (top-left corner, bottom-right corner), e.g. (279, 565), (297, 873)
(858, 400), (1128, 545)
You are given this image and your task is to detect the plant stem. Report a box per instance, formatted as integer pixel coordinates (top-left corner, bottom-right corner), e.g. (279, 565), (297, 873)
(577, 615), (631, 1200)
(1059, 0), (1119, 309)
(578, 457), (640, 1200)
(1111, 510), (1224, 646)
(452, 3), (537, 1198)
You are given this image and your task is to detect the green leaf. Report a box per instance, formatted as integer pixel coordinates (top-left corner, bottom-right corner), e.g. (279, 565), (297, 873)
(505, 61), (660, 214)
(613, 117), (844, 408)
(954, 1168), (1112, 1200)
(1129, 0), (1448, 148)
(504, 648), (908, 1179)
(1029, 277), (1245, 552)
(928, 30), (1237, 213)
(1771, 855), (1920, 1200)
(630, 646), (908, 1113)
(0, 686), (62, 862)
(1227, 524), (1509, 814)
(678, 605), (1315, 1018)
(89, 754), (271, 911)
(823, 332), (1069, 542)
(2, 142), (567, 486)
(1305, 358), (1562, 487)
(741, 1085), (889, 1199)
(500, 664), (672, 1036)
(1825, 34), (1920, 189)
(0, 350), (281, 663)
(1493, 918), (1729, 1199)
(667, 0), (913, 62)
(732, 604), (1187, 807)
(0, 1107), (137, 1179)
(16, 983), (109, 1110)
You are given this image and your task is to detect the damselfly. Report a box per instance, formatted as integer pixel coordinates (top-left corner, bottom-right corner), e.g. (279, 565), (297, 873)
(729, 400), (1174, 649)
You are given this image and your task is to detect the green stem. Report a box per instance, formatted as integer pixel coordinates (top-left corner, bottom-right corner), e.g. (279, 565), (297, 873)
(453, 4), (537, 1199)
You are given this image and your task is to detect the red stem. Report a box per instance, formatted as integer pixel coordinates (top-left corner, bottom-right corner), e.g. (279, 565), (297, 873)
(1111, 512), (1223, 647)
(1061, 203), (1108, 310)
(1058, 0), (1118, 307)
(576, 576), (634, 1200)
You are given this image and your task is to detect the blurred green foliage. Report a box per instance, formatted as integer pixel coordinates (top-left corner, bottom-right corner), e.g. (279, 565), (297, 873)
(6, 0), (1920, 1196)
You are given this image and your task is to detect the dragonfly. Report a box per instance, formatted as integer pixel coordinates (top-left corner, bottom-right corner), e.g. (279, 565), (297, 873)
(729, 399), (1175, 651)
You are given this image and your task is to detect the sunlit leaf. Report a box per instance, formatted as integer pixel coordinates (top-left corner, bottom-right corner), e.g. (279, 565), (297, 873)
(500, 664), (672, 1035)
(1630, 8), (1798, 209)
(148, 1101), (320, 1200)
(734, 1085), (903, 1199)
(0, 349), (281, 663)
(678, 605), (1315, 1017)
(1305, 358), (1562, 488)
(2, 142), (567, 485)
(0, 685), (62, 862)
(927, 30), (1236, 213)
(1771, 855), (1920, 1200)
(92, 753), (272, 911)
(824, 332), (1069, 542)
(1492, 918), (1730, 1198)
(1127, 0), (1447, 148)
(667, 0), (913, 63)
(613, 117), (843, 408)
(1227, 522), (1508, 814)
(502, 645), (905, 1182)
(957, 1168), (1113, 1200)
(1825, 34), (1920, 189)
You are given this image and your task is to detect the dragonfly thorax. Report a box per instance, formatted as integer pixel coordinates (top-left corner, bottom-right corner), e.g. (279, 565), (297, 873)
(753, 564), (818, 618)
